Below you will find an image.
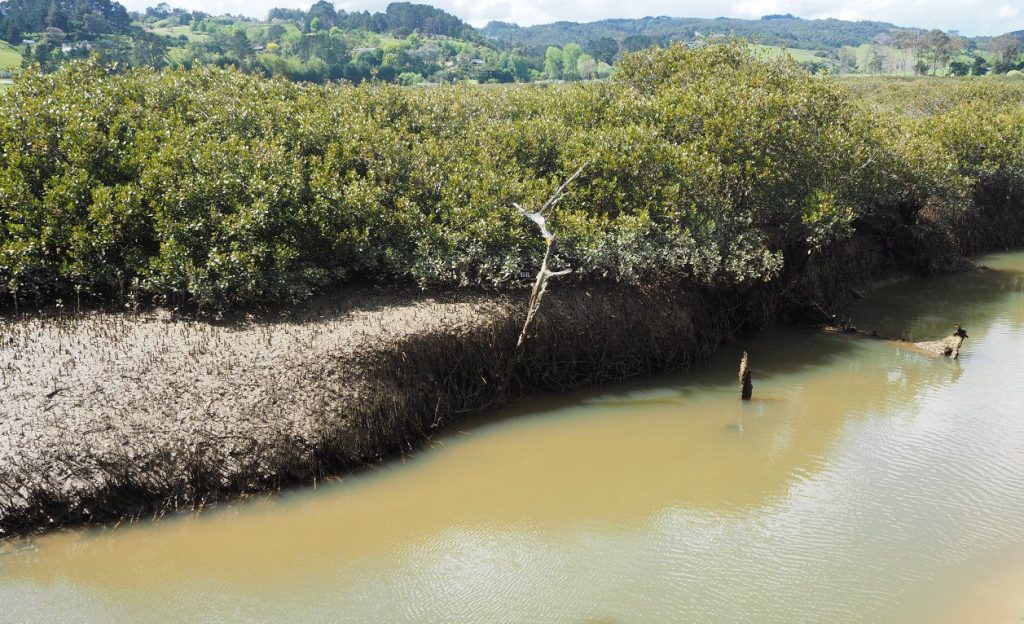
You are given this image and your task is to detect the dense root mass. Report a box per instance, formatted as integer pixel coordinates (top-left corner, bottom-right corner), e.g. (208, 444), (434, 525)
(0, 293), (504, 534)
(2, 285), (743, 536)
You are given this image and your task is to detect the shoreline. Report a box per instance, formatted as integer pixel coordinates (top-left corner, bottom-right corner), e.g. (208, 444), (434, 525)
(2, 234), (1024, 539)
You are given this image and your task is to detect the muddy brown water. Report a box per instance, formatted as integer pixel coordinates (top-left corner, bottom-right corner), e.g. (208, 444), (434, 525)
(1, 252), (1023, 623)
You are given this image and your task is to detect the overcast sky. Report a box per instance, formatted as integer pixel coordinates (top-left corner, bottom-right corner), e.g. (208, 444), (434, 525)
(120, 0), (1024, 37)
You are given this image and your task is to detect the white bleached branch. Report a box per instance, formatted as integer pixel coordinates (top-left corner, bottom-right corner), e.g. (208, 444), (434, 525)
(515, 166), (585, 348)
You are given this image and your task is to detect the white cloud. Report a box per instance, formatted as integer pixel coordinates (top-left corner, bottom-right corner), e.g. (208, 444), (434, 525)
(118, 0), (1024, 36)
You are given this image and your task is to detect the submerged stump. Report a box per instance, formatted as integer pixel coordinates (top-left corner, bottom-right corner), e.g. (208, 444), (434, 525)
(739, 351), (753, 400)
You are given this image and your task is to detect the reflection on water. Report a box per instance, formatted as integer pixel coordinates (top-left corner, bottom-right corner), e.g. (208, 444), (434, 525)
(1, 252), (1023, 624)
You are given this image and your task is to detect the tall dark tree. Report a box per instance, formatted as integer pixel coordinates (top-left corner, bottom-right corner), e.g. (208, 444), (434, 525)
(45, 0), (65, 29)
(584, 36), (618, 64)
(306, 0), (335, 31)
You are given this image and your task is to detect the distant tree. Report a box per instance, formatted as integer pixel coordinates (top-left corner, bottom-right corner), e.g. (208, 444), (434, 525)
(837, 47), (857, 72)
(920, 29), (953, 74)
(931, 30), (964, 72)
(891, 30), (917, 49)
(988, 33), (1021, 65)
(306, 1), (335, 30)
(948, 59), (970, 76)
(971, 55), (990, 76)
(543, 45), (561, 79)
(267, 7), (305, 22)
(45, 0), (66, 30)
(622, 34), (658, 52)
(383, 2), (468, 37)
(577, 53), (597, 79)
(561, 42), (582, 80)
(890, 29), (918, 73)
(3, 18), (21, 43)
(28, 40), (59, 70)
(499, 52), (531, 82)
(992, 59), (1017, 74)
(584, 36), (618, 64)
(145, 2), (171, 19)
(804, 60), (829, 75)
(42, 25), (65, 44)
(128, 32), (169, 67)
(872, 32), (894, 48)
(82, 12), (111, 35)
(266, 23), (284, 41)
(229, 28), (250, 58)
(866, 43), (885, 73)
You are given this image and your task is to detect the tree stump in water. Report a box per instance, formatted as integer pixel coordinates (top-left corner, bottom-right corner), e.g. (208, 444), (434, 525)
(739, 351), (753, 400)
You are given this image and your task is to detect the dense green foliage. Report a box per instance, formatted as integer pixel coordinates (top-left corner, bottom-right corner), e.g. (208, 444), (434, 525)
(2, 0), (544, 84)
(268, 1), (476, 39)
(837, 75), (1024, 116)
(149, 2), (608, 85)
(0, 0), (131, 43)
(1, 43), (1023, 309)
(170, 20), (537, 85)
(482, 15), (905, 53)
(12, 1), (551, 84)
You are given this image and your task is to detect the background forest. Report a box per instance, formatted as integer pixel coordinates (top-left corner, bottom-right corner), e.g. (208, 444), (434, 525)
(1, 0), (1023, 84)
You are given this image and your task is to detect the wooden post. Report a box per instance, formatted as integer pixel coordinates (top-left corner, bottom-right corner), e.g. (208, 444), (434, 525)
(739, 351), (752, 400)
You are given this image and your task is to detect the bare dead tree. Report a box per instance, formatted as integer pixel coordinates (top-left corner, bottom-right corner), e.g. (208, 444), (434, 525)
(515, 166), (586, 348)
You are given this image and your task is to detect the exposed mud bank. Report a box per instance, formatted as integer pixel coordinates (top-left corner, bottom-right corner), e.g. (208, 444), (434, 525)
(0, 285), (724, 537)
(1, 196), (1022, 538)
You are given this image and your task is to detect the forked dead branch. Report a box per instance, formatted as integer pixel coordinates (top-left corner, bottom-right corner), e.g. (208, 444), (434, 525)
(515, 165), (586, 348)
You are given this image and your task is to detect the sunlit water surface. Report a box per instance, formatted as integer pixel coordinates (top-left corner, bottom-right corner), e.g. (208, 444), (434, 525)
(2, 252), (1024, 623)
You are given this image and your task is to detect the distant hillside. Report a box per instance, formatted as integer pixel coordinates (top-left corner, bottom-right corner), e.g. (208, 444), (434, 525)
(2, 1), (1022, 82)
(481, 15), (913, 53)
(0, 39), (21, 69)
(0, 0), (132, 43)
